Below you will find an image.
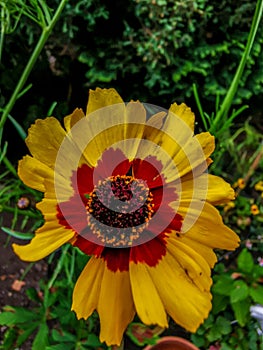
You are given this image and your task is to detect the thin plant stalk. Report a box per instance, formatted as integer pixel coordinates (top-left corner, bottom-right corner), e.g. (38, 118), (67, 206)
(0, 6), (5, 62)
(210, 0), (263, 133)
(0, 0), (68, 130)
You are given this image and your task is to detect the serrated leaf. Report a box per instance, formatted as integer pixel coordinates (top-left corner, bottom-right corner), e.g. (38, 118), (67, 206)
(215, 316), (232, 335)
(206, 316), (231, 342)
(32, 323), (49, 350)
(232, 300), (250, 326)
(249, 285), (263, 304)
(212, 275), (234, 296)
(206, 325), (221, 342)
(0, 306), (40, 325)
(237, 248), (254, 273)
(230, 280), (249, 303)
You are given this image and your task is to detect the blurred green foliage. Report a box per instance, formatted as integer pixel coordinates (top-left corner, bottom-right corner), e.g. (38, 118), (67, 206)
(1, 0), (263, 118)
(1, 1), (263, 349)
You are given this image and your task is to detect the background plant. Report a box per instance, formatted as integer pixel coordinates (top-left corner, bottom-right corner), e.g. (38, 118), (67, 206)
(0, 0), (263, 349)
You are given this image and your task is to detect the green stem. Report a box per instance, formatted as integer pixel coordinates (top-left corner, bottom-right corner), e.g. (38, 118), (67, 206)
(0, 0), (67, 130)
(20, 262), (35, 280)
(0, 204), (41, 219)
(0, 6), (5, 62)
(210, 0), (263, 133)
(2, 155), (18, 177)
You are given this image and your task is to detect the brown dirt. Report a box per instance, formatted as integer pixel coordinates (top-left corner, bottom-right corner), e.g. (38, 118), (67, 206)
(0, 212), (48, 347)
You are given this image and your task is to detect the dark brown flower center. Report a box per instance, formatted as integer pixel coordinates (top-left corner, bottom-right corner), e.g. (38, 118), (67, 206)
(86, 175), (154, 247)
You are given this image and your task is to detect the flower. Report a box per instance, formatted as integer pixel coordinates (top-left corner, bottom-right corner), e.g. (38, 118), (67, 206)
(255, 180), (263, 192)
(236, 178), (246, 190)
(13, 88), (239, 346)
(223, 200), (235, 212)
(251, 204), (260, 215)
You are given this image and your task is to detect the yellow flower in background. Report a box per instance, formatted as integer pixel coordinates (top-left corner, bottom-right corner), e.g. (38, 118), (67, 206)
(255, 181), (263, 192)
(13, 88), (239, 346)
(223, 200), (235, 212)
(236, 178), (246, 190)
(251, 204), (260, 215)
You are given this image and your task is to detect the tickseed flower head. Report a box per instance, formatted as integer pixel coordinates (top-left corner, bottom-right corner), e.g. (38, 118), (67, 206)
(251, 204), (260, 215)
(236, 178), (246, 190)
(13, 88), (239, 346)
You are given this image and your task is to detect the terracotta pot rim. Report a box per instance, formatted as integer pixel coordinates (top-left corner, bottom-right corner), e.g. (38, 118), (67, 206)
(143, 336), (199, 350)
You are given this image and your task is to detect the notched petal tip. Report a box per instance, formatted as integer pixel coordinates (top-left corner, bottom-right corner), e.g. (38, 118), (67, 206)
(86, 87), (123, 115)
(169, 102), (195, 131)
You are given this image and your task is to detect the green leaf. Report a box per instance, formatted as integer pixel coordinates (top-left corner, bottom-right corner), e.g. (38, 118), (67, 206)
(26, 287), (42, 303)
(1, 226), (34, 240)
(237, 248), (254, 273)
(206, 316), (232, 342)
(7, 114), (27, 140)
(81, 334), (102, 347)
(212, 275), (234, 296)
(232, 299), (250, 326)
(16, 323), (39, 347)
(0, 306), (40, 325)
(126, 323), (160, 346)
(51, 329), (76, 343)
(46, 345), (72, 350)
(190, 334), (205, 348)
(249, 285), (263, 304)
(252, 265), (263, 279)
(212, 294), (229, 314)
(221, 344), (234, 350)
(206, 326), (222, 342)
(32, 322), (49, 350)
(1, 327), (17, 350)
(215, 316), (232, 335)
(230, 280), (249, 303)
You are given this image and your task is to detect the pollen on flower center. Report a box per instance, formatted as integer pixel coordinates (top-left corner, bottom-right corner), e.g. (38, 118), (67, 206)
(86, 175), (154, 247)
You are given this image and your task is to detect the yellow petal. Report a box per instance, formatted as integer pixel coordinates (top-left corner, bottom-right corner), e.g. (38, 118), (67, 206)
(64, 108), (85, 132)
(130, 262), (168, 328)
(13, 222), (74, 261)
(98, 267), (135, 346)
(18, 155), (54, 192)
(86, 87), (123, 114)
(121, 101), (146, 159)
(69, 102), (146, 167)
(72, 256), (104, 319)
(167, 236), (212, 291)
(178, 173), (234, 208)
(25, 117), (66, 168)
(206, 174), (235, 205)
(179, 236), (218, 268)
(172, 132), (215, 179)
(178, 201), (240, 250)
(169, 102), (195, 131)
(36, 198), (58, 219)
(147, 253), (212, 332)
